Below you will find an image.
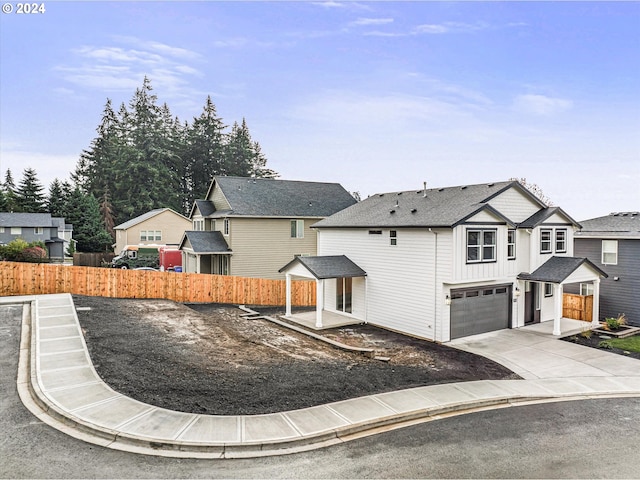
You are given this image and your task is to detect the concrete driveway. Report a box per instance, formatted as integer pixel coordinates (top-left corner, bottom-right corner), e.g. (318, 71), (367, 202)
(448, 320), (640, 380)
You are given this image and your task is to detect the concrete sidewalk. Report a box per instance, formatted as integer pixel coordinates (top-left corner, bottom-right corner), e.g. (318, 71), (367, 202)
(4, 294), (640, 459)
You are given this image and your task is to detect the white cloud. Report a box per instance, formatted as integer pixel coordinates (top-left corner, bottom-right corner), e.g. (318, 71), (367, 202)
(349, 17), (394, 27)
(513, 94), (573, 115)
(0, 149), (78, 187)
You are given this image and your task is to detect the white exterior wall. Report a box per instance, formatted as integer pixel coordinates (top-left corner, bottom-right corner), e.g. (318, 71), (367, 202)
(318, 228), (437, 340)
(487, 188), (541, 223)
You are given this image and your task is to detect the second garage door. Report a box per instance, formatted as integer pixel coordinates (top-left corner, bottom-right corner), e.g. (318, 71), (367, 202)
(450, 284), (512, 340)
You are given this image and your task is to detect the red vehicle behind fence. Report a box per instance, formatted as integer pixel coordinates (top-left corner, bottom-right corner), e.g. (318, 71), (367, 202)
(159, 246), (182, 272)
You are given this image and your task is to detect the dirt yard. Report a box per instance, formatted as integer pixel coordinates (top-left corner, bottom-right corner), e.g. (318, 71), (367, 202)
(73, 296), (519, 415)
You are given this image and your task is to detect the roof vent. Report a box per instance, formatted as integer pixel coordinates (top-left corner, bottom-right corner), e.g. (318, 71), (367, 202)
(488, 183), (494, 187)
(410, 208), (417, 213)
(379, 194), (384, 198)
(438, 188), (444, 192)
(389, 209), (396, 214)
(461, 186), (467, 190)
(397, 192), (403, 196)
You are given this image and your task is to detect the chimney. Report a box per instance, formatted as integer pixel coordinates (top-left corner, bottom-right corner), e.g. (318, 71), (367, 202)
(423, 181), (427, 198)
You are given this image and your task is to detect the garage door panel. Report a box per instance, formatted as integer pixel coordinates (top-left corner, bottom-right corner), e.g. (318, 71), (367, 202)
(450, 285), (511, 340)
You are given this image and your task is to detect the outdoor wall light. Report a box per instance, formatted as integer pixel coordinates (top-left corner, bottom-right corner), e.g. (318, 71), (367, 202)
(445, 294), (451, 305)
(514, 286), (521, 298)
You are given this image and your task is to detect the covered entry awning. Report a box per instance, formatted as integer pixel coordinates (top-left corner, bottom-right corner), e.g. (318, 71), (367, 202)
(279, 255), (367, 329)
(517, 256), (608, 335)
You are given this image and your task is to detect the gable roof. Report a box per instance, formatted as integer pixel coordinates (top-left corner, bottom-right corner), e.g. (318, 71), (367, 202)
(519, 207), (581, 229)
(279, 255), (366, 279)
(313, 180), (538, 229)
(517, 256), (607, 283)
(0, 212), (53, 227)
(575, 212), (640, 239)
(191, 200), (216, 218)
(205, 176), (357, 218)
(114, 208), (190, 230)
(179, 231), (231, 254)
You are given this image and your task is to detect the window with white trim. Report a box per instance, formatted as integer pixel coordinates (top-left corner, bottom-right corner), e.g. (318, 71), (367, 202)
(140, 230), (162, 242)
(540, 229), (552, 253)
(223, 219), (230, 236)
(602, 240), (618, 265)
(544, 283), (553, 297)
(555, 229), (567, 253)
(193, 219), (204, 231)
(390, 230), (397, 246)
(34, 227), (44, 235)
(11, 227), (21, 235)
(467, 229), (496, 263)
(290, 219), (304, 238)
(507, 229), (516, 260)
(580, 283), (594, 296)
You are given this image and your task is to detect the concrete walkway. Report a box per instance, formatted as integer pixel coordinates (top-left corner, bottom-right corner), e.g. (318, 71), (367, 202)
(4, 293), (640, 459)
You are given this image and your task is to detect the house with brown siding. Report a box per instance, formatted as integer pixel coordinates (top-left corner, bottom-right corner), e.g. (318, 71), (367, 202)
(179, 176), (357, 279)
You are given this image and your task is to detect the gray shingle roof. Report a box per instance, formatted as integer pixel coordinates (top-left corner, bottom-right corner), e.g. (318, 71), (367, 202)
(0, 212), (53, 227)
(575, 212), (640, 238)
(181, 231), (231, 254)
(313, 181), (525, 229)
(279, 255), (366, 279)
(210, 176), (357, 218)
(518, 256), (607, 283)
(194, 200), (216, 217)
(519, 207), (581, 229)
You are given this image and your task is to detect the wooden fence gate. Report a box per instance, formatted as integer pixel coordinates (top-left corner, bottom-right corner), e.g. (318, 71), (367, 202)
(562, 293), (593, 321)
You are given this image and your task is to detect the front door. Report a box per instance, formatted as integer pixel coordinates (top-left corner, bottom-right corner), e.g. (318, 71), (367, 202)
(524, 282), (540, 324)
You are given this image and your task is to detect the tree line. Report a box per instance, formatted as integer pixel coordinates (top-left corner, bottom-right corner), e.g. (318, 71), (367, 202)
(0, 77), (278, 252)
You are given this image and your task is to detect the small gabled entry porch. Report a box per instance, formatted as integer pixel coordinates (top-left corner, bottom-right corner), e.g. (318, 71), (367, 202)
(279, 255), (367, 330)
(517, 256), (608, 336)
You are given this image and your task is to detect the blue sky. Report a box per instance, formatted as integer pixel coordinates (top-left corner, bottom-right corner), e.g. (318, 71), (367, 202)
(1, 1), (638, 220)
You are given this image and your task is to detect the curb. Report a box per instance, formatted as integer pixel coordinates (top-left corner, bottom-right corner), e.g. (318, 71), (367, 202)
(11, 295), (640, 459)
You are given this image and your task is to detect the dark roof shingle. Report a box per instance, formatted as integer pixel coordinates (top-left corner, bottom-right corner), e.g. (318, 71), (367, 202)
(181, 231), (231, 254)
(279, 255), (366, 279)
(518, 256), (607, 283)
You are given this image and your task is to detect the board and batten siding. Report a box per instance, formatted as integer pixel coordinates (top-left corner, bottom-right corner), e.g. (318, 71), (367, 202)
(228, 217), (318, 279)
(572, 238), (640, 326)
(487, 187), (542, 223)
(318, 228), (438, 340)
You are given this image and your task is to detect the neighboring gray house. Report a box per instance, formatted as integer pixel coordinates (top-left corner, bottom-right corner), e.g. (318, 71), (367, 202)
(0, 212), (71, 261)
(569, 212), (640, 326)
(281, 180), (607, 341)
(180, 176), (357, 279)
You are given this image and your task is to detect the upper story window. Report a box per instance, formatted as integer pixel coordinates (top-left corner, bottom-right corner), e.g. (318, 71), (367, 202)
(193, 219), (204, 231)
(390, 230), (397, 246)
(0, 227), (4, 233)
(602, 240), (618, 265)
(507, 229), (516, 260)
(223, 219), (230, 236)
(34, 227), (44, 235)
(290, 219), (304, 238)
(11, 227), (21, 235)
(467, 229), (496, 263)
(140, 230), (162, 242)
(555, 229), (567, 253)
(540, 229), (552, 253)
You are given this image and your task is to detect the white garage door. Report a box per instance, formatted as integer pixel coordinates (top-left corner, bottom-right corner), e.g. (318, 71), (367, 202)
(450, 284), (512, 339)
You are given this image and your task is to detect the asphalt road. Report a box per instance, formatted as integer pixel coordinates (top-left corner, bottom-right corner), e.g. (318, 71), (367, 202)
(2, 304), (640, 479)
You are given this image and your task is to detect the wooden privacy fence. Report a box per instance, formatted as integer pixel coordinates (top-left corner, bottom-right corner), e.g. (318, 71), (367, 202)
(562, 293), (593, 321)
(0, 262), (316, 306)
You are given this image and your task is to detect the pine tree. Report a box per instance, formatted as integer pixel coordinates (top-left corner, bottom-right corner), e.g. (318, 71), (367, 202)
(47, 179), (69, 217)
(224, 119), (277, 178)
(3, 169), (17, 212)
(62, 188), (112, 252)
(99, 187), (116, 241)
(15, 168), (46, 213)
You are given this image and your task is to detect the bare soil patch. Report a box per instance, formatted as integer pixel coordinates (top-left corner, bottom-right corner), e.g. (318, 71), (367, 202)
(74, 296), (519, 415)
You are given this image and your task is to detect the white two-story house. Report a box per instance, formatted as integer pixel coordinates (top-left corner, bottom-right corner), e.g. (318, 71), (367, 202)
(280, 180), (606, 342)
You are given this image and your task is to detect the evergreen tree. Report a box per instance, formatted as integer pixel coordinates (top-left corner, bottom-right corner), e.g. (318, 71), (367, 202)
(224, 119), (277, 178)
(47, 179), (69, 217)
(0, 188), (8, 211)
(62, 188), (112, 252)
(15, 168), (46, 213)
(3, 169), (17, 212)
(184, 96), (226, 207)
(99, 187), (116, 241)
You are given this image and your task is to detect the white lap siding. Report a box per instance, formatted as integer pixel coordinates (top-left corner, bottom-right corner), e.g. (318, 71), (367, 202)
(318, 228), (440, 340)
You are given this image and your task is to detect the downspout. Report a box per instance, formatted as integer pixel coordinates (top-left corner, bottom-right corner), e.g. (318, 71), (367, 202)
(429, 228), (438, 340)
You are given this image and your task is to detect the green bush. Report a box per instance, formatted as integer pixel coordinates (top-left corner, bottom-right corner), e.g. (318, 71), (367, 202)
(0, 238), (49, 263)
(603, 314), (627, 331)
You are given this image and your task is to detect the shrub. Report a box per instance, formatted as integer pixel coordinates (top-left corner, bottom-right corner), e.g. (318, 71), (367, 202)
(22, 246), (48, 262)
(603, 314), (627, 331)
(0, 238), (49, 263)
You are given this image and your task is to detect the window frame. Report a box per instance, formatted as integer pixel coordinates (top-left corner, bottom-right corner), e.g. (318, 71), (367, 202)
(544, 283), (554, 297)
(555, 229), (567, 253)
(290, 219), (304, 239)
(390, 230), (397, 246)
(507, 229), (516, 260)
(466, 228), (497, 263)
(602, 240), (618, 265)
(540, 229), (552, 253)
(580, 283), (594, 296)
(34, 227), (44, 235)
(11, 227), (21, 235)
(223, 219), (230, 236)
